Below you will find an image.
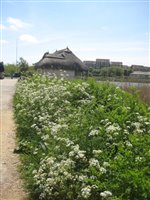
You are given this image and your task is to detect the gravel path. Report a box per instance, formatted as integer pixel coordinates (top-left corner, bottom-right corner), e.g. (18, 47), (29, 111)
(0, 78), (27, 200)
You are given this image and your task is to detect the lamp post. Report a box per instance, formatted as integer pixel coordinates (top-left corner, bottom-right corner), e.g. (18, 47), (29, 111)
(16, 39), (18, 67)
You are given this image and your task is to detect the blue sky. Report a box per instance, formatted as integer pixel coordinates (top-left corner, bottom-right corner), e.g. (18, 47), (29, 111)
(0, 0), (149, 66)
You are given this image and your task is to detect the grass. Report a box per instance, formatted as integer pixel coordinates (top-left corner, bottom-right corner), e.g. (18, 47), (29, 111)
(122, 86), (150, 105)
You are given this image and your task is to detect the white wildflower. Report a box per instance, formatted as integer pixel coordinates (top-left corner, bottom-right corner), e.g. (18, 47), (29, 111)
(99, 167), (107, 174)
(100, 190), (112, 197)
(89, 129), (99, 137)
(135, 156), (143, 162)
(106, 124), (121, 133)
(93, 149), (103, 157)
(31, 124), (37, 128)
(92, 184), (98, 189)
(125, 141), (133, 147)
(33, 148), (38, 155)
(69, 145), (86, 160)
(78, 175), (87, 182)
(32, 169), (37, 174)
(103, 162), (110, 167)
(89, 158), (100, 169)
(42, 134), (49, 141)
(81, 186), (91, 199)
(132, 122), (141, 129)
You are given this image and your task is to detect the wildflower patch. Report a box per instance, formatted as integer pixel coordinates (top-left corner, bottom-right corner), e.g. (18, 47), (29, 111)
(13, 75), (150, 200)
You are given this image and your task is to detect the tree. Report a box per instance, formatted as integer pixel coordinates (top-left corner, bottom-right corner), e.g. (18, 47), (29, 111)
(4, 64), (18, 76)
(124, 68), (133, 76)
(100, 68), (109, 77)
(18, 57), (29, 72)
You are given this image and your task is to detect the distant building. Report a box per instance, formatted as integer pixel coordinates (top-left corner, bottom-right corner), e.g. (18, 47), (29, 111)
(131, 65), (150, 72)
(96, 59), (110, 68)
(83, 57), (149, 72)
(130, 71), (150, 79)
(110, 61), (123, 67)
(83, 61), (96, 68)
(34, 47), (88, 77)
(122, 65), (130, 68)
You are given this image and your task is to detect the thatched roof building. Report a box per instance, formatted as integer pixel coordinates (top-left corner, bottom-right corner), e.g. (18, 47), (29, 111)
(34, 47), (88, 77)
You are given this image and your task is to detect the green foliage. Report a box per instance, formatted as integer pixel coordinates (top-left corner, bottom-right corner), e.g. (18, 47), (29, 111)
(89, 67), (133, 77)
(13, 75), (150, 200)
(4, 63), (18, 76)
(17, 57), (29, 72)
(4, 58), (34, 77)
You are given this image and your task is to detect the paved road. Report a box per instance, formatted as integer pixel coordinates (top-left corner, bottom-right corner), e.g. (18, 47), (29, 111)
(0, 78), (26, 200)
(0, 78), (18, 110)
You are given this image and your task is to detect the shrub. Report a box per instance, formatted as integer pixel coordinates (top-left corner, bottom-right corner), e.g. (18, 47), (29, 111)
(13, 75), (150, 200)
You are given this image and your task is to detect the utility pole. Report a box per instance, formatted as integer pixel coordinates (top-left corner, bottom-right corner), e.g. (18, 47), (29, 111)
(16, 39), (18, 67)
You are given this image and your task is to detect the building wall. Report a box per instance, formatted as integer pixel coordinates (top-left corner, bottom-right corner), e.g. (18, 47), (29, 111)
(37, 68), (75, 77)
(110, 62), (123, 67)
(131, 65), (150, 72)
(130, 71), (150, 79)
(96, 59), (110, 68)
(83, 61), (96, 68)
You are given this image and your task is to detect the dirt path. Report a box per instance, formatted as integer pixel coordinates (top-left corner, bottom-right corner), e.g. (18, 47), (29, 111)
(0, 78), (27, 200)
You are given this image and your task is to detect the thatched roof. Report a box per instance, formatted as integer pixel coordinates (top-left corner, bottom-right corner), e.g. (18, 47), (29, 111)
(34, 47), (88, 71)
(0, 62), (4, 72)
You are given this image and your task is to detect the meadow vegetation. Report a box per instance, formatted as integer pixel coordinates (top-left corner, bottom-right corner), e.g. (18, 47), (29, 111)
(122, 86), (150, 106)
(13, 74), (150, 200)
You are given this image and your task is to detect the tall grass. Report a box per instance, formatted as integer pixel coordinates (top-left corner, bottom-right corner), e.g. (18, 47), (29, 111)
(122, 86), (150, 105)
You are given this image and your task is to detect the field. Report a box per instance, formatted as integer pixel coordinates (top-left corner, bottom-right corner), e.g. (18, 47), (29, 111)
(13, 75), (150, 200)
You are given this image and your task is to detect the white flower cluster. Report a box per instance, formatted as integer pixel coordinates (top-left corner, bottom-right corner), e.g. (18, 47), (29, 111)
(69, 144), (86, 160)
(93, 149), (103, 156)
(106, 123), (121, 134)
(125, 113), (150, 134)
(88, 129), (99, 137)
(81, 186), (91, 199)
(100, 190), (112, 198)
(14, 75), (150, 199)
(89, 158), (100, 169)
(107, 93), (120, 101)
(33, 156), (75, 198)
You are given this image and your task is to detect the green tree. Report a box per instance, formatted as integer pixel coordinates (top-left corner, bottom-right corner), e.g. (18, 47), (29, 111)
(100, 67), (124, 77)
(4, 64), (18, 76)
(18, 57), (29, 72)
(124, 68), (133, 76)
(100, 67), (109, 77)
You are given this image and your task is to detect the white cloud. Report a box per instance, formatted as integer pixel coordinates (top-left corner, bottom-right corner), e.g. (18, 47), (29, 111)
(7, 17), (31, 30)
(19, 34), (39, 44)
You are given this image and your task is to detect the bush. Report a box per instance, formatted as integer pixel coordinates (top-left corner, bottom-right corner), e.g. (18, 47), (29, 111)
(13, 75), (150, 200)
